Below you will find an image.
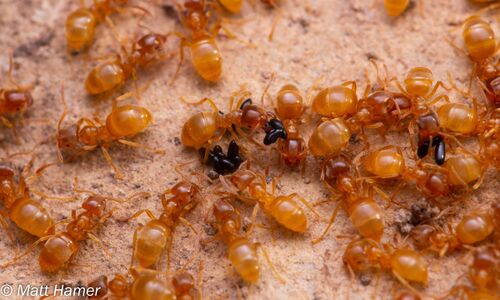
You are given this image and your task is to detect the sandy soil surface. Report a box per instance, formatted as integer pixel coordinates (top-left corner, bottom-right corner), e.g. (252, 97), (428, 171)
(0, 0), (498, 299)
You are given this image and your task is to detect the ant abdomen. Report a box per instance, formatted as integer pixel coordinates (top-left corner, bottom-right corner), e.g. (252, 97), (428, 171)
(181, 111), (218, 148)
(9, 198), (54, 237)
(462, 16), (496, 61)
(133, 220), (170, 268)
(190, 36), (222, 82)
(228, 238), (260, 283)
(312, 84), (357, 118)
(65, 8), (97, 52)
(268, 196), (307, 233)
(346, 198), (384, 240)
(308, 119), (351, 157)
(85, 61), (125, 95)
(39, 233), (79, 272)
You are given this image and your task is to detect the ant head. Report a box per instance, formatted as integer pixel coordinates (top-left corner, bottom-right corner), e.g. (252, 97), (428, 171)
(87, 275), (109, 298)
(213, 198), (238, 220)
(169, 181), (199, 199)
(137, 33), (166, 53)
(230, 169), (255, 191)
(0, 164), (15, 180)
(82, 196), (107, 217)
(3, 90), (33, 112)
(172, 271), (195, 296)
(322, 156), (351, 178)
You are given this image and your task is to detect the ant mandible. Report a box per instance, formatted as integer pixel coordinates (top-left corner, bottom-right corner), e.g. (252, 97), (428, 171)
(56, 86), (164, 179)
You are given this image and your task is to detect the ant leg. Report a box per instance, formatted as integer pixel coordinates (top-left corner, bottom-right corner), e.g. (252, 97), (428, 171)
(312, 202), (341, 244)
(261, 73), (276, 106)
(394, 81), (411, 98)
(180, 97), (219, 113)
(0, 116), (19, 142)
(426, 80), (451, 100)
(104, 16), (129, 56)
(126, 209), (157, 222)
(117, 139), (166, 154)
(87, 233), (111, 259)
(425, 94), (450, 107)
(245, 204), (260, 237)
(288, 193), (323, 219)
(0, 212), (18, 252)
(369, 59), (386, 90)
(25, 162), (76, 201)
(1, 235), (52, 267)
(446, 36), (468, 58)
(130, 225), (140, 268)
(268, 10), (282, 41)
(391, 271), (426, 299)
(255, 242), (286, 284)
(170, 34), (188, 85)
(101, 146), (123, 180)
(232, 89), (253, 111)
(166, 231), (175, 272)
(57, 84), (68, 163)
(179, 217), (198, 234)
(6, 52), (29, 91)
(234, 127), (265, 149)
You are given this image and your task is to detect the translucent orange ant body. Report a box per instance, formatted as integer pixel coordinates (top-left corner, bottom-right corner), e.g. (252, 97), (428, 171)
(181, 91), (285, 149)
(315, 156), (385, 241)
(478, 108), (500, 168)
(410, 203), (497, 256)
(211, 198), (283, 283)
(129, 180), (200, 269)
(461, 14), (500, 107)
(358, 145), (486, 191)
(0, 55), (33, 138)
(343, 238), (429, 289)
(1, 190), (148, 271)
(220, 165), (318, 233)
(443, 244), (499, 299)
(88, 267), (200, 299)
(0, 162), (53, 239)
(65, 0), (132, 52)
(172, 0), (223, 82)
(274, 85), (307, 167)
(37, 195), (115, 272)
(384, 0), (410, 16)
(218, 0), (243, 13)
(56, 87), (163, 179)
(85, 30), (172, 95)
